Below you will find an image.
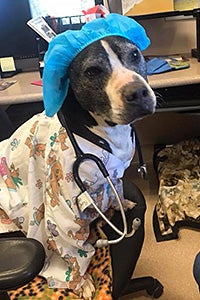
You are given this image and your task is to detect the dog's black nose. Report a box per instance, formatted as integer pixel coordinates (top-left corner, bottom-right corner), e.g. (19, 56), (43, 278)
(122, 83), (149, 103)
(126, 87), (149, 102)
(121, 81), (156, 118)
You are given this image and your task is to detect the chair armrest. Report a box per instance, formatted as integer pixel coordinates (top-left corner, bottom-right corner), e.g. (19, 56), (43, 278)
(0, 237), (45, 291)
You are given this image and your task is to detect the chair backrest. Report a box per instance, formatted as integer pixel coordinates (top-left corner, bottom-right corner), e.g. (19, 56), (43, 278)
(193, 251), (200, 291)
(0, 108), (14, 141)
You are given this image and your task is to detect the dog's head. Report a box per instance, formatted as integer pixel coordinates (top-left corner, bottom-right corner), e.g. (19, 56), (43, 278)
(68, 36), (156, 125)
(43, 13), (155, 124)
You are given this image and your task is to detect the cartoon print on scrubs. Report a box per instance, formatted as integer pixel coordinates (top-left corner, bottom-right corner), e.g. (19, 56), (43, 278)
(49, 128), (69, 151)
(108, 169), (124, 207)
(47, 276), (56, 288)
(64, 254), (83, 290)
(100, 149), (110, 165)
(10, 138), (20, 151)
(25, 120), (46, 159)
(68, 216), (90, 241)
(46, 149), (64, 207)
(65, 171), (74, 183)
(47, 238), (59, 253)
(83, 179), (105, 211)
(0, 112), (134, 292)
(47, 219), (59, 237)
(0, 158), (22, 191)
(12, 216), (25, 229)
(32, 203), (45, 226)
(58, 126), (69, 151)
(35, 178), (43, 189)
(0, 208), (12, 224)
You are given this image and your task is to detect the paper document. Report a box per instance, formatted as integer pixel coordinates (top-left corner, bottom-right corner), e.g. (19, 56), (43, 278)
(27, 17), (56, 43)
(0, 57), (16, 72)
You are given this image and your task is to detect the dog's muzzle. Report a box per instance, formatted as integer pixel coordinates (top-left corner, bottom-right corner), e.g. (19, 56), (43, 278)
(121, 81), (156, 115)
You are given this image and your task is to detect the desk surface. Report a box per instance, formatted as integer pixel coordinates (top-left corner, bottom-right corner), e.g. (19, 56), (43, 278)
(0, 56), (200, 105)
(0, 72), (42, 105)
(148, 56), (200, 88)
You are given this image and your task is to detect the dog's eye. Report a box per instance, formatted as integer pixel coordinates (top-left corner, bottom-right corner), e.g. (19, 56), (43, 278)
(131, 49), (139, 61)
(85, 67), (102, 77)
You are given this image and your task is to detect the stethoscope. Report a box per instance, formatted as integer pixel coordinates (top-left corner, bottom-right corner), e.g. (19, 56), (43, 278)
(58, 111), (141, 247)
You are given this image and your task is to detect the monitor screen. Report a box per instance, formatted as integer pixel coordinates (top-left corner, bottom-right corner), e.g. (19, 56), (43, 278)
(0, 0), (104, 72)
(0, 0), (37, 59)
(0, 0), (103, 61)
(29, 0), (96, 18)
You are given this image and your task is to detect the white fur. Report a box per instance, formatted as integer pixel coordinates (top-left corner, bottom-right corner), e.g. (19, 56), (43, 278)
(101, 40), (156, 124)
(89, 115), (134, 164)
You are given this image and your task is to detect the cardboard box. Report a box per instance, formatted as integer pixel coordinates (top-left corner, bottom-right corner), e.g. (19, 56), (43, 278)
(125, 0), (174, 16)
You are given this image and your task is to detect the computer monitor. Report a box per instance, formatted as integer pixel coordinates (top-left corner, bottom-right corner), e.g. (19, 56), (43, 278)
(29, 0), (97, 18)
(0, 0), (37, 60)
(0, 0), (104, 72)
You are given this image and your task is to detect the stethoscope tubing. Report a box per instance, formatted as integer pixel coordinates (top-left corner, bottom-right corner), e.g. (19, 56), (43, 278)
(58, 111), (140, 246)
(73, 153), (109, 192)
(72, 148), (128, 239)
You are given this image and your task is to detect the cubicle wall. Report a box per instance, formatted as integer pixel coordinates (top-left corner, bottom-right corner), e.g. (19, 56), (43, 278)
(126, 0), (174, 16)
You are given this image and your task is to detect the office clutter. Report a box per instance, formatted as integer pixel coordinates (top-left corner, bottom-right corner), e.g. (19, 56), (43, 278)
(29, 5), (111, 77)
(146, 56), (190, 75)
(153, 137), (200, 242)
(0, 79), (16, 91)
(28, 15), (87, 77)
(27, 17), (56, 43)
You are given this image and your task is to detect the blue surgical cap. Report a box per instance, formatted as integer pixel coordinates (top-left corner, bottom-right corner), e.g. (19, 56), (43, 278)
(43, 13), (150, 117)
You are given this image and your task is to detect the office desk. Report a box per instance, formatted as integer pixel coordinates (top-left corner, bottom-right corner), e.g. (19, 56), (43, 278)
(0, 56), (200, 112)
(149, 56), (200, 112)
(0, 72), (42, 105)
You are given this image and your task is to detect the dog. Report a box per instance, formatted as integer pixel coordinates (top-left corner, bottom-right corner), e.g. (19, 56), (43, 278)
(0, 35), (156, 299)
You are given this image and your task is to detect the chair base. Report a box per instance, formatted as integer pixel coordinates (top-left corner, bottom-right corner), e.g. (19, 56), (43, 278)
(121, 276), (164, 299)
(0, 291), (10, 300)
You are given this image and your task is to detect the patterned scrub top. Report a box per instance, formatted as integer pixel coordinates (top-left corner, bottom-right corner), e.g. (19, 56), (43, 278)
(0, 112), (135, 291)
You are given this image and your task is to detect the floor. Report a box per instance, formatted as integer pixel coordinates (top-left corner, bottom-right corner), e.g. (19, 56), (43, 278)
(119, 145), (200, 300)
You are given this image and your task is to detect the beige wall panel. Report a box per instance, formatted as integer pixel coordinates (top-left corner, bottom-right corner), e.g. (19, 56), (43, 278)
(126, 0), (174, 16)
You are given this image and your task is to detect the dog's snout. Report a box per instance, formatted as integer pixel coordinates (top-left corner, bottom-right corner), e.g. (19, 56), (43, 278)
(125, 86), (149, 103)
(120, 80), (156, 121)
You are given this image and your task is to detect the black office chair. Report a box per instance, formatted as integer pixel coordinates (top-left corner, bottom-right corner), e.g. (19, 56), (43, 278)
(0, 108), (14, 141)
(102, 179), (164, 299)
(0, 225), (163, 299)
(193, 251), (200, 292)
(0, 232), (45, 300)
